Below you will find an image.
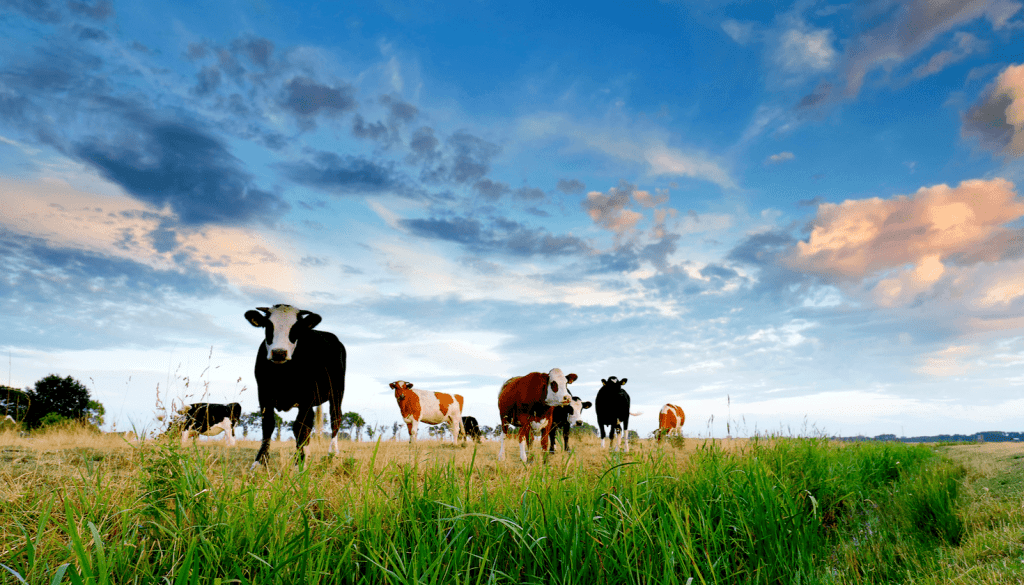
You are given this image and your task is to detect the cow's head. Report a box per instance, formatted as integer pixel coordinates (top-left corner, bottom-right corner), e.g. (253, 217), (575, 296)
(545, 368), (577, 406)
(244, 304), (322, 363)
(390, 380), (413, 402)
(566, 395), (593, 427)
(600, 376), (628, 392)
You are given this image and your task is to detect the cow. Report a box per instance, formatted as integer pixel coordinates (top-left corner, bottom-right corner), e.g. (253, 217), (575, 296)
(595, 376), (641, 452)
(245, 304), (347, 469)
(178, 402), (242, 446)
(657, 403), (685, 441)
(547, 394), (592, 453)
(461, 416), (483, 443)
(390, 380), (464, 443)
(497, 368), (576, 462)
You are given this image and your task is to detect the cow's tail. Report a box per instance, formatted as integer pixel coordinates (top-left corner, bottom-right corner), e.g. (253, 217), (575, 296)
(629, 411), (642, 417)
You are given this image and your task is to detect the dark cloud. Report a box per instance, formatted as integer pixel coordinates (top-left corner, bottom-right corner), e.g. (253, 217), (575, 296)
(72, 111), (289, 226)
(1, 0), (62, 23)
(557, 178), (586, 195)
(639, 234), (680, 272)
(797, 82), (831, 109)
(299, 256), (329, 267)
(381, 95), (417, 123)
(700, 263), (739, 280)
(727, 231), (796, 266)
(419, 130), (501, 185)
(185, 42), (209, 61)
(67, 0), (112, 20)
(401, 215), (590, 258)
(129, 40), (149, 53)
(280, 76), (357, 126)
(352, 114), (388, 141)
(514, 186), (545, 201)
(474, 178), (509, 201)
(76, 26), (108, 41)
(280, 151), (401, 195)
(408, 126), (439, 161)
(963, 90), (1016, 155)
(232, 36), (273, 69)
(194, 65), (221, 96)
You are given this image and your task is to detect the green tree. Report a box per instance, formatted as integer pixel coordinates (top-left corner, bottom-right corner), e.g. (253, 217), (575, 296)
(26, 375), (103, 429)
(340, 412), (364, 440)
(0, 385), (31, 422)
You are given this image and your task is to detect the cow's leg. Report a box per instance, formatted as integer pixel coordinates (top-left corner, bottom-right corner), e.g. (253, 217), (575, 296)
(563, 425), (571, 452)
(618, 418), (626, 454)
(498, 420), (508, 460)
(251, 406), (275, 470)
(612, 420), (622, 452)
(293, 406), (315, 463)
(407, 418), (419, 443)
(518, 424), (530, 463)
(181, 428), (191, 447)
(450, 416), (462, 444)
(329, 395), (343, 455)
(599, 423), (607, 449)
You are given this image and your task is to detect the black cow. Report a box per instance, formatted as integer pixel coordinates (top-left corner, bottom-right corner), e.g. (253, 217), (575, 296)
(245, 304), (347, 469)
(595, 376), (640, 452)
(547, 394), (593, 453)
(461, 416), (483, 442)
(179, 402), (242, 446)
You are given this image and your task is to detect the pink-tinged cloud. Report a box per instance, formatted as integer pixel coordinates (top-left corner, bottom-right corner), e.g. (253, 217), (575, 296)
(786, 178), (1024, 285)
(963, 63), (1024, 157)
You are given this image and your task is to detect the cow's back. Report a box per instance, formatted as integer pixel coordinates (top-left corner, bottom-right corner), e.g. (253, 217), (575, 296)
(498, 372), (546, 421)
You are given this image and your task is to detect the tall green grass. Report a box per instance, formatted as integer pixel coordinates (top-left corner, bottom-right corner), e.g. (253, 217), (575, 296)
(1, 437), (966, 584)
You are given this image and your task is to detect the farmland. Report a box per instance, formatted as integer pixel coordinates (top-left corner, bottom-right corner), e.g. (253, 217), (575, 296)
(2, 429), (1023, 584)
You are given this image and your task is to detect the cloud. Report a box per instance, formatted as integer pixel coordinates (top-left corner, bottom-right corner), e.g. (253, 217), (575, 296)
(963, 63), (1024, 157)
(766, 151), (795, 164)
(722, 19), (756, 44)
(73, 112), (289, 226)
(1, 0), (62, 23)
(842, 0), (1020, 98)
(280, 76), (358, 127)
(774, 26), (836, 75)
(557, 178), (585, 194)
(400, 215), (591, 258)
(281, 151), (403, 196)
(67, 0), (112, 20)
(910, 32), (986, 80)
(582, 183), (644, 237)
(788, 178), (1024, 278)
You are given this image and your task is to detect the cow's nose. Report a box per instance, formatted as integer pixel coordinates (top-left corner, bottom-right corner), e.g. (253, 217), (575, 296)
(270, 349), (288, 362)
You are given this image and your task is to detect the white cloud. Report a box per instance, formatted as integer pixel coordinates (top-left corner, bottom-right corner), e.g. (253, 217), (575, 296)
(766, 151), (795, 164)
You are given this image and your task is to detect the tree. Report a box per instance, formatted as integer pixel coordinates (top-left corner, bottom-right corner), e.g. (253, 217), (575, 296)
(340, 412), (364, 441)
(391, 421), (401, 441)
(87, 400), (105, 427)
(238, 412), (262, 437)
(365, 424), (376, 441)
(0, 385), (31, 422)
(26, 375), (103, 429)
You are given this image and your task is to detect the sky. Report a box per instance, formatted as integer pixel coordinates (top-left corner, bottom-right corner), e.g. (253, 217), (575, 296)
(2, 0), (1024, 440)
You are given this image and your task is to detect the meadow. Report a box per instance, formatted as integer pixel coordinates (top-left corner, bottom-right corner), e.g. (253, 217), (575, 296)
(1, 429), (1023, 584)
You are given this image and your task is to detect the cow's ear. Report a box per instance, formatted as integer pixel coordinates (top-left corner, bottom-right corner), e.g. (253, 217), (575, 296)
(407, 382), (414, 389)
(389, 382), (397, 390)
(298, 311), (322, 330)
(601, 378), (608, 385)
(582, 401), (592, 409)
(620, 378), (628, 385)
(245, 310), (267, 328)
(566, 373), (578, 384)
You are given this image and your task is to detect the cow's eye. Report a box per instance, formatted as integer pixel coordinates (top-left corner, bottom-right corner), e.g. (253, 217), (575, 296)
(550, 381), (558, 392)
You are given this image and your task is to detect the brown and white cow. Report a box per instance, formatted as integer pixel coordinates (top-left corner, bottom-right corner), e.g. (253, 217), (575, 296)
(390, 380), (464, 443)
(497, 368), (576, 462)
(657, 403), (685, 441)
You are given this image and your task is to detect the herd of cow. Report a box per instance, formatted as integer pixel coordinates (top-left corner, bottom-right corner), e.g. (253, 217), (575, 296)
(176, 305), (687, 468)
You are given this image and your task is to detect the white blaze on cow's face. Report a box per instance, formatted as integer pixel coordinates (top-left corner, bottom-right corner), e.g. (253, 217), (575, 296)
(544, 368), (576, 406)
(265, 305), (302, 363)
(567, 397), (592, 426)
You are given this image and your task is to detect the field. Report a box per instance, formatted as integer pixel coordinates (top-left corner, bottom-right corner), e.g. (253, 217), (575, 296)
(2, 429), (1023, 584)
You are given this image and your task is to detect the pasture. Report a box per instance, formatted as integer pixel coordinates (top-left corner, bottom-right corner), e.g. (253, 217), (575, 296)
(2, 429), (1023, 584)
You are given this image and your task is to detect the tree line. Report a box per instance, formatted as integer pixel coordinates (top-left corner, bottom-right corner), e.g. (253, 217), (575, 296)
(1, 375), (105, 430)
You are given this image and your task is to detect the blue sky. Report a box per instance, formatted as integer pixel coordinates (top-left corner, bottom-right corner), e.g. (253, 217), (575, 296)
(2, 0), (1024, 439)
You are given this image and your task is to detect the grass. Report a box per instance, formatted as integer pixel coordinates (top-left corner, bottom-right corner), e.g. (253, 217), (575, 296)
(0, 428), (1020, 584)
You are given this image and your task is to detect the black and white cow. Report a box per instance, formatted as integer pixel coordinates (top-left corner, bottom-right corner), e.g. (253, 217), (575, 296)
(547, 394), (592, 453)
(245, 305), (347, 469)
(595, 376), (640, 452)
(461, 415), (483, 443)
(179, 402), (241, 446)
